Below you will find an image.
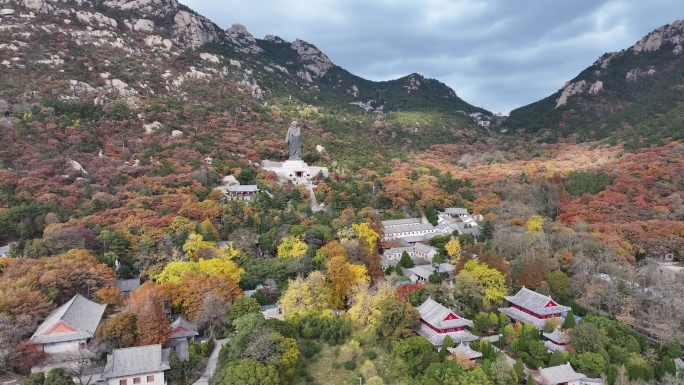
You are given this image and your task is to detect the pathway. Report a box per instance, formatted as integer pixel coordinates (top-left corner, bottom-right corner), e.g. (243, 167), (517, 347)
(306, 184), (322, 212)
(193, 338), (229, 385)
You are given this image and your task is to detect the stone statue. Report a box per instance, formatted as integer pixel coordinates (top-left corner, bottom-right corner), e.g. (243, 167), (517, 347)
(285, 121), (302, 160)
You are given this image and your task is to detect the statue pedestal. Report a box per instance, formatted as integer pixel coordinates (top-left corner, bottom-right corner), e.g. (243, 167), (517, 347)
(261, 159), (329, 185)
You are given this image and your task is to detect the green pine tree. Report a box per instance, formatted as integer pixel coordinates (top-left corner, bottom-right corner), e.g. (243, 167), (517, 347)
(514, 359), (525, 382)
(438, 343), (448, 361)
(399, 251), (414, 268)
(562, 310), (576, 329)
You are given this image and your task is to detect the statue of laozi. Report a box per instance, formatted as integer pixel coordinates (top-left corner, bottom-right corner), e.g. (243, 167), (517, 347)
(285, 121), (302, 160)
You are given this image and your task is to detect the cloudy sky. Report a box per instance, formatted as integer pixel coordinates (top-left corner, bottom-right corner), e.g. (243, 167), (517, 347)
(180, 0), (684, 114)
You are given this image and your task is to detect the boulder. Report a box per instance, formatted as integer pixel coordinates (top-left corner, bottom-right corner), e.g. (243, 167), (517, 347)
(222, 175), (239, 186)
(173, 10), (219, 48)
(555, 80), (586, 108)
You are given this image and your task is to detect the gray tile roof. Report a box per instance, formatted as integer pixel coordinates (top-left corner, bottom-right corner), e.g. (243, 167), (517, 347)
(544, 340), (568, 353)
(415, 323), (478, 347)
(402, 235), (433, 243)
(115, 278), (141, 293)
(31, 294), (106, 344)
(447, 342), (482, 360)
(381, 218), (422, 227)
(444, 208), (468, 215)
(382, 246), (413, 258)
(460, 228), (481, 237)
(504, 287), (570, 316)
(436, 263), (455, 280)
(405, 264), (454, 281)
(498, 306), (549, 330)
(535, 363), (586, 385)
(101, 345), (170, 379)
(170, 315), (199, 339)
(417, 298), (473, 329)
(543, 329), (570, 344)
(405, 265), (435, 280)
(413, 243), (437, 255)
(228, 185), (259, 193)
(383, 223), (435, 235)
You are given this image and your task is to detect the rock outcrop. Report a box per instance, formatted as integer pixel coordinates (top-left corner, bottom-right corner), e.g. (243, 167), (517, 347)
(632, 20), (684, 54)
(556, 81), (586, 108)
(406, 74), (422, 92)
(76, 11), (118, 29)
(23, 0), (51, 14)
(555, 79), (605, 108)
(226, 23), (263, 54)
(588, 80), (603, 94)
(626, 67), (656, 82)
(173, 10), (219, 48)
(291, 39), (332, 79)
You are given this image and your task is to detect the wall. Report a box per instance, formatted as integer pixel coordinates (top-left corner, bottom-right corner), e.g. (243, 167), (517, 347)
(107, 372), (165, 385)
(43, 340), (82, 354)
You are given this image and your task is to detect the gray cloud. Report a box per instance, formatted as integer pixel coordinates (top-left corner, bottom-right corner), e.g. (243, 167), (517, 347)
(181, 0), (684, 113)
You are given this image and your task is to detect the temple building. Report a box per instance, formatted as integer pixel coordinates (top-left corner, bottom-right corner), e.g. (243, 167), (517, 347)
(415, 298), (478, 349)
(532, 363), (603, 385)
(167, 315), (199, 361)
(261, 159), (328, 185)
(499, 287), (570, 330)
(543, 329), (571, 353)
(30, 294), (106, 355)
(447, 342), (482, 362)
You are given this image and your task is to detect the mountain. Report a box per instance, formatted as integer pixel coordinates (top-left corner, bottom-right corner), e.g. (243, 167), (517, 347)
(505, 20), (684, 149)
(0, 0), (490, 157)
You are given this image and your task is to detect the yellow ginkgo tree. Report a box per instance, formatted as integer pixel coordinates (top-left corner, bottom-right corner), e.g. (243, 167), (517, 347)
(352, 222), (379, 254)
(182, 233), (215, 259)
(445, 235), (462, 264)
(277, 235), (309, 259)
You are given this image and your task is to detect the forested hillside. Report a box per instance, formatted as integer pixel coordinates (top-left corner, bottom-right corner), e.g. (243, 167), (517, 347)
(506, 20), (684, 149)
(0, 1), (682, 385)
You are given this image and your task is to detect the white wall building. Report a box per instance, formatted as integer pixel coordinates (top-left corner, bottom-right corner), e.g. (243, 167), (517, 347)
(100, 345), (170, 385)
(261, 159), (328, 185)
(30, 294), (106, 355)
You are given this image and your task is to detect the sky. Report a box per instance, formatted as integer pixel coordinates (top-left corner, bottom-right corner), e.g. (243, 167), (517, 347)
(179, 0), (684, 114)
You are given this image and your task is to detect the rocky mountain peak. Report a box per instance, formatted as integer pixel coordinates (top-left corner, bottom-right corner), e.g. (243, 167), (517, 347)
(263, 34), (287, 44)
(632, 19), (684, 54)
(291, 39), (332, 81)
(226, 23), (263, 54)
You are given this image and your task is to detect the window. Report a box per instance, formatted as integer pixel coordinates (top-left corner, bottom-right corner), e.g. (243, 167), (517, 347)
(134, 378), (141, 384)
(146, 376), (154, 383)
(119, 380), (127, 385)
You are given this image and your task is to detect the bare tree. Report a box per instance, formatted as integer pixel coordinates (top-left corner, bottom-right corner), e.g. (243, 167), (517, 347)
(196, 292), (229, 340)
(63, 347), (100, 385)
(0, 314), (37, 371)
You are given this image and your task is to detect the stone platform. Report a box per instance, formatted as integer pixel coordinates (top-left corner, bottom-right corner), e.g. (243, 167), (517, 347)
(261, 159), (328, 185)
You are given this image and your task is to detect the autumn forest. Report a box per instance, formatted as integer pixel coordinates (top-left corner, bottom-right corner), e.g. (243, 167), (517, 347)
(0, 1), (683, 385)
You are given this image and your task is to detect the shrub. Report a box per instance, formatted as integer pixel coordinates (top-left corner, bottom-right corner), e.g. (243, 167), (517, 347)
(339, 340), (362, 362)
(299, 340), (322, 359)
(343, 360), (356, 370)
